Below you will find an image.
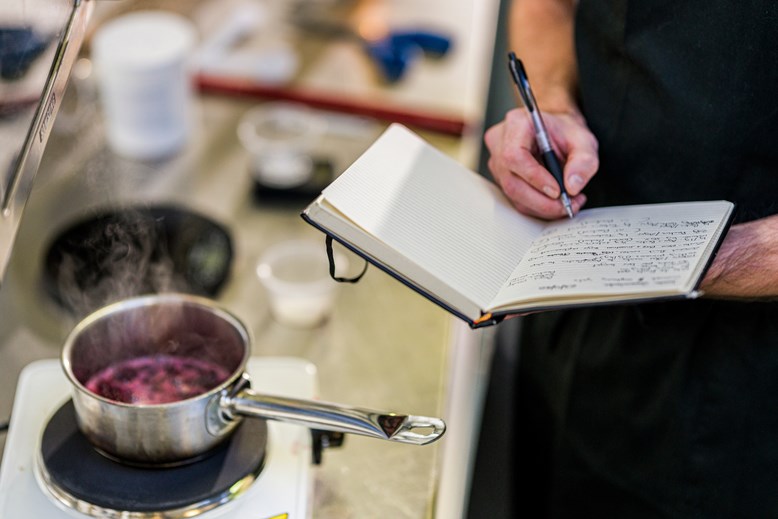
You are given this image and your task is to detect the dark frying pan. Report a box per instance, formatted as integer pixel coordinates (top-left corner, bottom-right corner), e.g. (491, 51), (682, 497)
(42, 205), (233, 316)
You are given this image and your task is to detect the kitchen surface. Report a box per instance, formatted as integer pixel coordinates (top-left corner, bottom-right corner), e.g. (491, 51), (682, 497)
(0, 0), (501, 517)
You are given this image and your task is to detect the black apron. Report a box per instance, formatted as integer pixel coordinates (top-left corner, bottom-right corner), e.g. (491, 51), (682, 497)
(514, 2), (778, 517)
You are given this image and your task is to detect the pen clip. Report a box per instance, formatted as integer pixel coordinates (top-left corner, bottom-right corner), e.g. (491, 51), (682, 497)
(507, 52), (535, 113)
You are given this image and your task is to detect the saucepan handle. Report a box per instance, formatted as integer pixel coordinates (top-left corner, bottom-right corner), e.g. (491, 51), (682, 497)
(220, 390), (446, 446)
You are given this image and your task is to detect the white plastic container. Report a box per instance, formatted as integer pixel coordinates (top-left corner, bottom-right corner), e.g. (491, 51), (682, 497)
(92, 11), (197, 161)
(256, 239), (346, 328)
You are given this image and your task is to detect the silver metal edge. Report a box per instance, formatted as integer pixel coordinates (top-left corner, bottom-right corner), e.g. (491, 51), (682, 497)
(0, 0), (94, 284)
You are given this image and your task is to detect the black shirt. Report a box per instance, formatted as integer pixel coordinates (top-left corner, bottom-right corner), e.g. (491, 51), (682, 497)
(514, 2), (778, 517)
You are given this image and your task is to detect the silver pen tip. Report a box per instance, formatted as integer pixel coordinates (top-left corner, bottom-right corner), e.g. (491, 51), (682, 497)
(561, 193), (574, 218)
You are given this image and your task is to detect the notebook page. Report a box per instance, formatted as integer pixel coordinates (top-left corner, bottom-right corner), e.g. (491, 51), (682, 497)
(488, 200), (732, 309)
(321, 124), (544, 308)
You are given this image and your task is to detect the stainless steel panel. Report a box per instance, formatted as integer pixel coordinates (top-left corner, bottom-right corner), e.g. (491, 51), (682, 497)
(0, 0), (93, 284)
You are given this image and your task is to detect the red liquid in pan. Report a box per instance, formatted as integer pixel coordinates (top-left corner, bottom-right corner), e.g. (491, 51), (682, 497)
(85, 354), (231, 404)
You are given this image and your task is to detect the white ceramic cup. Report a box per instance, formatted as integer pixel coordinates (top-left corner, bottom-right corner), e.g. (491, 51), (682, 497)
(256, 239), (346, 328)
(92, 11), (197, 161)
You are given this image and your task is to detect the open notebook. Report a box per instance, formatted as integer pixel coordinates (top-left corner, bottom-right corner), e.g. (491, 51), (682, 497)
(302, 124), (734, 328)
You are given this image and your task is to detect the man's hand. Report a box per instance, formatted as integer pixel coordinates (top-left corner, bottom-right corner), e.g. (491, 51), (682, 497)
(484, 107), (599, 220)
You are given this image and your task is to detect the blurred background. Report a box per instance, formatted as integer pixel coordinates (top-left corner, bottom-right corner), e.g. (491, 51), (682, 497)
(0, 0), (519, 517)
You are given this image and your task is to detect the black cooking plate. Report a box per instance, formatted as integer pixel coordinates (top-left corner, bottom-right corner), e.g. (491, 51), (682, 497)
(40, 400), (267, 513)
(43, 205), (233, 315)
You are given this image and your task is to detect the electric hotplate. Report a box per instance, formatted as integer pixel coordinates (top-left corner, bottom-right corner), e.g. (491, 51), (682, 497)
(0, 357), (316, 518)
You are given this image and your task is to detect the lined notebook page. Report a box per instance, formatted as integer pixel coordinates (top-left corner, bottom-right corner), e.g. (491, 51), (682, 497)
(489, 201), (732, 309)
(321, 124), (544, 308)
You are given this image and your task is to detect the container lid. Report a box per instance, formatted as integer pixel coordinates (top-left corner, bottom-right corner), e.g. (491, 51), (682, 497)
(92, 11), (197, 72)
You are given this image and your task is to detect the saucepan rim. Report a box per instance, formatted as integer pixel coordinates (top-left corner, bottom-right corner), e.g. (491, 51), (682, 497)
(61, 292), (250, 409)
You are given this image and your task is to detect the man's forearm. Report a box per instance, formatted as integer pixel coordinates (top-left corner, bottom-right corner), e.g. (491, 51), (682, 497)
(700, 215), (778, 300)
(510, 0), (579, 113)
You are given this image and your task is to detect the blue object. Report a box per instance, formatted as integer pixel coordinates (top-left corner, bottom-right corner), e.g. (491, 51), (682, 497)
(392, 31), (452, 57)
(365, 30), (453, 83)
(0, 26), (52, 80)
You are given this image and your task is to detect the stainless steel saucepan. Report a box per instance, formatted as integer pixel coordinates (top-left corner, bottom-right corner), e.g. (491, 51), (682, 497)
(61, 293), (445, 466)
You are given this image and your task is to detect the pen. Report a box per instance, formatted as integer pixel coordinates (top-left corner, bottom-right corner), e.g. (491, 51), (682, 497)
(507, 52), (574, 218)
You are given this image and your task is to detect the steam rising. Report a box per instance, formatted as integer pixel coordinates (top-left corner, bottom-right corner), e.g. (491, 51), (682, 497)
(50, 209), (182, 319)
(45, 205), (232, 319)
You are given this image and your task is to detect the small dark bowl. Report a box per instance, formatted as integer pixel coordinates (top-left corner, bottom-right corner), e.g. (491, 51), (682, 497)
(42, 205), (233, 316)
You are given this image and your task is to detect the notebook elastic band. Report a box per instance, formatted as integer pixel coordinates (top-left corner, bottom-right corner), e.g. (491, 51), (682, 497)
(326, 236), (367, 283)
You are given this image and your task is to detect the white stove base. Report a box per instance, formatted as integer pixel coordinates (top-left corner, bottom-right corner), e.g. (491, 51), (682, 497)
(0, 357), (317, 519)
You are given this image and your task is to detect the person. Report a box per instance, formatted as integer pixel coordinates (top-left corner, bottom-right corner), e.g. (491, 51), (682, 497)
(484, 0), (778, 516)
